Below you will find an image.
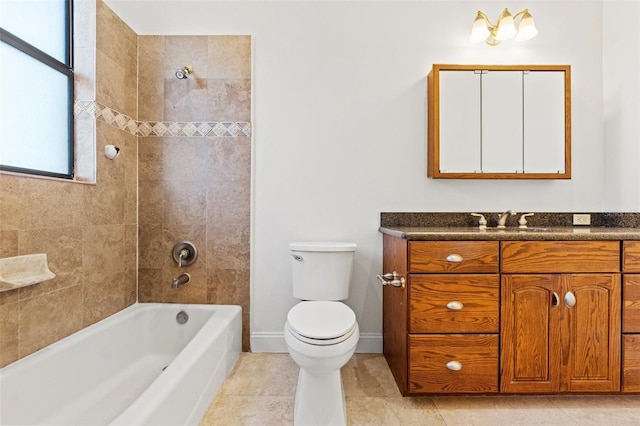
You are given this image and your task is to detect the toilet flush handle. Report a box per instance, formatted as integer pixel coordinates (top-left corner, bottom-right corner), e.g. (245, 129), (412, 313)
(290, 253), (303, 261)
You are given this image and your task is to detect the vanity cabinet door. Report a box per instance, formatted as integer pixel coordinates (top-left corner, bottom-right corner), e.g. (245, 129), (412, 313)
(501, 274), (561, 393)
(501, 273), (621, 393)
(565, 274), (620, 392)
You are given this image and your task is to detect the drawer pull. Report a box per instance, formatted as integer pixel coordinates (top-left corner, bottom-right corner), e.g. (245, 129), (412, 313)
(564, 291), (576, 308)
(446, 361), (463, 371)
(446, 301), (464, 310)
(446, 254), (463, 263)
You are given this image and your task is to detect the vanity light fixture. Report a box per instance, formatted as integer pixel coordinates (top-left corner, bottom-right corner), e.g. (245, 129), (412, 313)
(470, 8), (538, 46)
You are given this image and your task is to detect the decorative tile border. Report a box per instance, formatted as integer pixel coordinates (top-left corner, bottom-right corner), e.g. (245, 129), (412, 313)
(74, 100), (251, 137)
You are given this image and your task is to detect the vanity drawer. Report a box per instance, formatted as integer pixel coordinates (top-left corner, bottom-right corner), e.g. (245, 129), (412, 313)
(409, 274), (499, 333)
(624, 276), (640, 333)
(408, 241), (498, 273)
(623, 334), (640, 392)
(501, 241), (620, 273)
(623, 241), (640, 272)
(409, 334), (499, 393)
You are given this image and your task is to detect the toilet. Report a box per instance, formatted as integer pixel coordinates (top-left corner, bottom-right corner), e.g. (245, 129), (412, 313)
(284, 242), (359, 426)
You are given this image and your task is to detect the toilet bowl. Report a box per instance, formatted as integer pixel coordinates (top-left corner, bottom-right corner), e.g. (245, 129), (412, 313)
(284, 301), (359, 425)
(284, 242), (358, 425)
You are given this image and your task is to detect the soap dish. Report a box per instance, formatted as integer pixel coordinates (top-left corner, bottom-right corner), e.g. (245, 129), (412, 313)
(0, 254), (56, 289)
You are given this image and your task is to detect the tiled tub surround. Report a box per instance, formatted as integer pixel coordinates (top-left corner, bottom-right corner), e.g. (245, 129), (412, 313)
(0, 0), (252, 369)
(136, 35), (252, 351)
(0, 0), (137, 368)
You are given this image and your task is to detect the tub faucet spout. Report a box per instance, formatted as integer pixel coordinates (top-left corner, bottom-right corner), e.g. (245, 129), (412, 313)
(171, 273), (191, 289)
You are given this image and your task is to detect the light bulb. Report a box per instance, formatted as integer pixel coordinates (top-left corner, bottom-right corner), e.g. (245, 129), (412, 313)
(495, 9), (517, 41)
(470, 13), (490, 43)
(516, 11), (538, 41)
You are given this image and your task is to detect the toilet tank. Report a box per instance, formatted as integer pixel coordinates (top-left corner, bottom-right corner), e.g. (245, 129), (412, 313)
(290, 242), (357, 301)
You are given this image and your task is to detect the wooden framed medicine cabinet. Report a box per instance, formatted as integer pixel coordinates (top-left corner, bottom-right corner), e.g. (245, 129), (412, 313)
(427, 64), (571, 179)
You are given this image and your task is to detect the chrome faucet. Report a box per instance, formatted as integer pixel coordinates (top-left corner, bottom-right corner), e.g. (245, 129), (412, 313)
(497, 210), (517, 228)
(171, 272), (191, 289)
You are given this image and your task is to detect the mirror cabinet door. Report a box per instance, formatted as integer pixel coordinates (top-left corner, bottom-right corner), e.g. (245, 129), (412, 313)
(427, 64), (571, 179)
(439, 70), (480, 173)
(523, 71), (567, 174)
(482, 70), (523, 173)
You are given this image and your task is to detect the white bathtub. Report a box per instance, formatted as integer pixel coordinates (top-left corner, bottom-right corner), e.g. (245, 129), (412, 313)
(0, 303), (242, 425)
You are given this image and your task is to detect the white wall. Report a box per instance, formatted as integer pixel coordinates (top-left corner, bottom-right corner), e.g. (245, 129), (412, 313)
(603, 1), (640, 210)
(105, 0), (635, 352)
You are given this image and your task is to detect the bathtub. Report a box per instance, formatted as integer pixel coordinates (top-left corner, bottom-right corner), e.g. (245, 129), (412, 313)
(0, 303), (242, 425)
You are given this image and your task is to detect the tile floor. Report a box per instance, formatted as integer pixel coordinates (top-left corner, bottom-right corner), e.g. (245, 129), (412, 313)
(201, 353), (640, 425)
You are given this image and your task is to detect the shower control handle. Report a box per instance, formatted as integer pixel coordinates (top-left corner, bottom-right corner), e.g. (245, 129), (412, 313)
(172, 241), (198, 267)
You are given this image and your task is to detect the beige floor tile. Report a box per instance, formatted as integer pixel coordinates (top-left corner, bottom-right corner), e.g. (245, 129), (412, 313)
(342, 354), (403, 397)
(347, 396), (446, 425)
(219, 353), (298, 397)
(432, 395), (575, 426)
(549, 395), (640, 425)
(201, 394), (294, 425)
(203, 353), (640, 426)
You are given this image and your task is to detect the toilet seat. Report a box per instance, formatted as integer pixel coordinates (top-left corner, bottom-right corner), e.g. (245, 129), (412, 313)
(287, 301), (357, 346)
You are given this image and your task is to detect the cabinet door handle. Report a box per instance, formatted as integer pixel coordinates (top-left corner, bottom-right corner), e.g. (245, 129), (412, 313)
(446, 254), (463, 263)
(446, 361), (463, 371)
(446, 301), (464, 310)
(564, 291), (577, 308)
(552, 292), (559, 308)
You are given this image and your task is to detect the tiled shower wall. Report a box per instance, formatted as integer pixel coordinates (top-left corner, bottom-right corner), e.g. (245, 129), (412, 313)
(0, 0), (138, 368)
(0, 0), (252, 367)
(136, 35), (252, 351)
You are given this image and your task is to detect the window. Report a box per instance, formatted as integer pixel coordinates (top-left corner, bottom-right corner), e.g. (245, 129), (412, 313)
(0, 0), (74, 178)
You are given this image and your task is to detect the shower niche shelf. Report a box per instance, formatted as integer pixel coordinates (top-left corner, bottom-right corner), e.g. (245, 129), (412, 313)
(0, 253), (56, 292)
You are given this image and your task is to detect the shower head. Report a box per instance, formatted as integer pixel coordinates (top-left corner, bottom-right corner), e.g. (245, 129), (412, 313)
(175, 65), (193, 79)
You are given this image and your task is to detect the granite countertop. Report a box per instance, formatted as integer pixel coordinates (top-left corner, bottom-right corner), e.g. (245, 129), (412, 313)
(379, 212), (640, 241)
(378, 225), (640, 241)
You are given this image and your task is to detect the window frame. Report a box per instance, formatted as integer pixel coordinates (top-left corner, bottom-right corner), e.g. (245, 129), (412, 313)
(0, 0), (75, 179)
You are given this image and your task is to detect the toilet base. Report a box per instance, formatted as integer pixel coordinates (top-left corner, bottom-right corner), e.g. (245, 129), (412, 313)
(294, 367), (346, 426)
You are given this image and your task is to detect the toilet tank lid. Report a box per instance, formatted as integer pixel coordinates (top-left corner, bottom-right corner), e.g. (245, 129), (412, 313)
(289, 242), (357, 252)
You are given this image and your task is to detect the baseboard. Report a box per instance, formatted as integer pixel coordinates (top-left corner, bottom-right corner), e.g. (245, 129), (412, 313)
(250, 332), (288, 353)
(250, 332), (382, 354)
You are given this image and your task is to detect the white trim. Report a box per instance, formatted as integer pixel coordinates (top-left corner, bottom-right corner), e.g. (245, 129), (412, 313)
(250, 332), (382, 354)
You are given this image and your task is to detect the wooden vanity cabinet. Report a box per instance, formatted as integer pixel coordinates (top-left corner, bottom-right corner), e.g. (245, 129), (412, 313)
(383, 236), (625, 395)
(383, 236), (500, 395)
(622, 241), (640, 391)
